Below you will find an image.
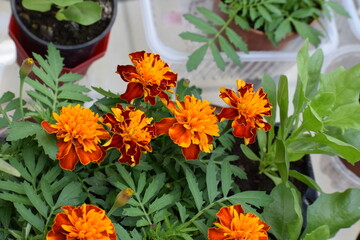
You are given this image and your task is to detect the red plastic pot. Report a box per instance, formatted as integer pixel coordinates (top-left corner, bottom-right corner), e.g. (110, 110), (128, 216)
(8, 0), (117, 75)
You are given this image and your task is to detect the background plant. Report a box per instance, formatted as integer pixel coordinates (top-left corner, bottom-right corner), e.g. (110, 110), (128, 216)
(180, 0), (349, 71)
(21, 0), (103, 25)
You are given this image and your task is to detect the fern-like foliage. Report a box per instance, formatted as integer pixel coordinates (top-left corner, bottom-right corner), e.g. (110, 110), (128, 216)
(180, 0), (349, 71)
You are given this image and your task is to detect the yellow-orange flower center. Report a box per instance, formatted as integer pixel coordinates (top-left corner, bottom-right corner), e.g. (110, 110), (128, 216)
(134, 52), (170, 86)
(51, 105), (104, 152)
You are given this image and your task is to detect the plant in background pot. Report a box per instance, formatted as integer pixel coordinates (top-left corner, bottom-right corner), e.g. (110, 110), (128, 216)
(0, 41), (359, 240)
(8, 0), (117, 75)
(180, 0), (349, 71)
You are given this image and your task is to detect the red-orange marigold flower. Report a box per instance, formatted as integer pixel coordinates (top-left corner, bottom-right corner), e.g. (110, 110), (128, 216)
(41, 104), (110, 171)
(217, 80), (272, 145)
(117, 51), (177, 105)
(208, 204), (270, 240)
(46, 204), (116, 240)
(154, 95), (220, 160)
(101, 104), (155, 166)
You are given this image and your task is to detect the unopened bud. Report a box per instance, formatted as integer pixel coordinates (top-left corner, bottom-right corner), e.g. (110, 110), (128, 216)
(114, 188), (134, 208)
(20, 58), (34, 79)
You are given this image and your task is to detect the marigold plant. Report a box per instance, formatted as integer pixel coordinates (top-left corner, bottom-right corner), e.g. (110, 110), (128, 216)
(41, 104), (110, 171)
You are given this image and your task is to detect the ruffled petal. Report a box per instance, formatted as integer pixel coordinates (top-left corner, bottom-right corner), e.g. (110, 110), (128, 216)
(169, 123), (192, 148)
(120, 82), (144, 104)
(182, 144), (200, 160)
(58, 144), (78, 171)
(154, 118), (177, 136)
(208, 227), (228, 240)
(41, 120), (57, 133)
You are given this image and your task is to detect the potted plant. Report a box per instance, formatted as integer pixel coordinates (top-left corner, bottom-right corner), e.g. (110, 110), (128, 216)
(0, 41), (359, 239)
(180, 0), (349, 71)
(8, 0), (117, 75)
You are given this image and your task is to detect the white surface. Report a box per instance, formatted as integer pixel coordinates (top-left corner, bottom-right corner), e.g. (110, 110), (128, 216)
(342, 0), (360, 40)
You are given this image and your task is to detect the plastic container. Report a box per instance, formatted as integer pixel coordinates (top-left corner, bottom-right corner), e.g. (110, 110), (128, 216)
(322, 44), (360, 72)
(139, 0), (339, 105)
(342, 0), (360, 40)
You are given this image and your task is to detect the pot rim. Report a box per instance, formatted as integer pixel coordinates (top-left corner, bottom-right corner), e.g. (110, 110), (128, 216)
(10, 0), (118, 50)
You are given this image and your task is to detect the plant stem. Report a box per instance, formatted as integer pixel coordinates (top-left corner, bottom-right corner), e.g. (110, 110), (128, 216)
(134, 192), (153, 226)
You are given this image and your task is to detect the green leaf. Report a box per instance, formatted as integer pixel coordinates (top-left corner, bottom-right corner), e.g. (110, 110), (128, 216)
(142, 173), (165, 205)
(324, 104), (360, 130)
(183, 14), (218, 34)
(122, 207), (145, 217)
(0, 160), (21, 177)
(309, 92), (335, 117)
(136, 172), (146, 196)
(292, 20), (322, 47)
(148, 193), (177, 214)
(220, 160), (232, 197)
(114, 223), (133, 240)
(182, 164), (204, 211)
(275, 19), (291, 42)
(277, 75), (289, 138)
(176, 202), (189, 223)
(45, 43), (64, 80)
(57, 91), (92, 102)
(306, 49), (323, 99)
(6, 121), (43, 141)
(58, 72), (83, 82)
(302, 105), (323, 132)
(257, 5), (272, 21)
(197, 7), (225, 26)
(14, 203), (44, 232)
(0, 91), (15, 104)
(264, 3), (282, 15)
(249, 7), (257, 21)
(225, 27), (248, 53)
(22, 0), (52, 12)
(54, 181), (83, 208)
(115, 164), (136, 190)
(0, 192), (31, 205)
(303, 225), (330, 240)
(40, 179), (54, 207)
(23, 182), (48, 218)
(186, 44), (208, 72)
(59, 83), (90, 93)
(35, 129), (58, 160)
(289, 170), (321, 192)
(25, 77), (53, 99)
(261, 74), (277, 126)
(27, 90), (53, 109)
(254, 17), (265, 30)
(240, 144), (260, 161)
(206, 160), (219, 203)
(234, 15), (250, 30)
(9, 157), (32, 182)
(262, 183), (303, 240)
(305, 188), (360, 238)
(31, 66), (55, 90)
(228, 191), (272, 207)
(0, 180), (24, 194)
(61, 2), (102, 25)
(219, 35), (241, 66)
(210, 43), (225, 71)
(50, 0), (82, 7)
(92, 86), (119, 98)
(326, 1), (350, 17)
(179, 32), (209, 42)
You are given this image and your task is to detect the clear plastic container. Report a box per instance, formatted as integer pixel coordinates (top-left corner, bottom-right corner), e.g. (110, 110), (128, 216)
(342, 0), (360, 41)
(140, 0), (339, 104)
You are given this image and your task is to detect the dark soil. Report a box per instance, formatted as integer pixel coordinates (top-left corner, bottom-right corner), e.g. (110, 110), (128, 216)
(14, 0), (113, 45)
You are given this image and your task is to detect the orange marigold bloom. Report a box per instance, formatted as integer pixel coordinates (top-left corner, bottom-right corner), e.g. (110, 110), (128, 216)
(101, 104), (155, 166)
(208, 204), (270, 240)
(154, 95), (220, 160)
(117, 51), (177, 105)
(217, 80), (272, 145)
(41, 104), (110, 171)
(46, 204), (116, 240)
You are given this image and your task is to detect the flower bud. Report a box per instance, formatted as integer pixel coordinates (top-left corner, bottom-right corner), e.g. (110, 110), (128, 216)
(19, 58), (34, 79)
(114, 188), (134, 208)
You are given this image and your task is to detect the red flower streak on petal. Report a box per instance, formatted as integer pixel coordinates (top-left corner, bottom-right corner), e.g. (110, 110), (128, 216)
(217, 80), (272, 145)
(154, 95), (220, 160)
(117, 51), (177, 105)
(41, 105), (110, 171)
(208, 204), (270, 240)
(101, 104), (155, 166)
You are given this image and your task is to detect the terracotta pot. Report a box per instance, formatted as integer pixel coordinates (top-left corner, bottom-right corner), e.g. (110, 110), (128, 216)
(8, 0), (117, 75)
(212, 0), (297, 51)
(340, 157), (360, 177)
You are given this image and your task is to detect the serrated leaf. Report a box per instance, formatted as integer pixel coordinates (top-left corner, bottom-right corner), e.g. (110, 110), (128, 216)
(59, 83), (90, 93)
(31, 66), (56, 90)
(197, 7), (225, 26)
(292, 20), (322, 47)
(182, 164), (203, 210)
(148, 193), (177, 214)
(35, 129), (58, 160)
(14, 203), (44, 232)
(40, 179), (54, 207)
(254, 17), (265, 30)
(183, 14), (218, 34)
(265, 3), (282, 15)
(6, 121), (43, 141)
(249, 7), (257, 21)
(27, 90), (53, 109)
(58, 72), (83, 82)
(230, 165), (247, 179)
(92, 86), (119, 98)
(23, 182), (48, 218)
(179, 32), (209, 42)
(25, 77), (53, 99)
(54, 181), (82, 208)
(176, 202), (189, 223)
(210, 43), (225, 71)
(142, 173), (165, 205)
(240, 144), (260, 161)
(257, 5), (272, 21)
(8, 157), (32, 182)
(135, 217), (149, 227)
(114, 223), (133, 240)
(234, 15), (250, 30)
(186, 44), (208, 72)
(57, 91), (92, 102)
(206, 161), (219, 203)
(122, 207), (145, 217)
(326, 1), (350, 17)
(221, 160), (232, 197)
(115, 164), (136, 190)
(225, 27), (248, 53)
(0, 193), (31, 205)
(136, 172), (146, 195)
(275, 19), (291, 42)
(219, 35), (241, 66)
(0, 180), (24, 194)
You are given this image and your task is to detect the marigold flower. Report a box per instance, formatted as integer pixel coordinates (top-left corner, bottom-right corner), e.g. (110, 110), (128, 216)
(217, 80), (272, 145)
(154, 95), (220, 160)
(41, 104), (110, 171)
(117, 51), (177, 105)
(100, 104), (155, 166)
(46, 204), (116, 240)
(208, 204), (270, 240)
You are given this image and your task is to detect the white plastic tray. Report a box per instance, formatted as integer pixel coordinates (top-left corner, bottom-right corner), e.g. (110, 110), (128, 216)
(342, 0), (360, 40)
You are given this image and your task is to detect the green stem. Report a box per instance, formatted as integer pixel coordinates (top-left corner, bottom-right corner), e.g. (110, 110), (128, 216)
(43, 207), (56, 240)
(134, 192), (153, 226)
(0, 105), (11, 124)
(19, 75), (25, 121)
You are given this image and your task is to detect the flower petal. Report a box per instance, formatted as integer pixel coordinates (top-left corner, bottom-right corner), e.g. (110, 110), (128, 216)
(58, 144), (78, 171)
(154, 118), (177, 136)
(120, 82), (144, 104)
(182, 144), (200, 160)
(169, 123), (192, 148)
(41, 120), (57, 133)
(208, 227), (228, 240)
(76, 145), (105, 165)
